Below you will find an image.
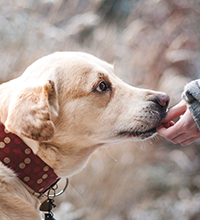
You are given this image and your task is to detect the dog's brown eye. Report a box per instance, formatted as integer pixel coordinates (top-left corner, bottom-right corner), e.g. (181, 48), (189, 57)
(97, 81), (107, 92)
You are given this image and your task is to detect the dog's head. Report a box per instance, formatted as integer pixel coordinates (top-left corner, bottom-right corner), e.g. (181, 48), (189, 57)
(3, 52), (169, 176)
(4, 52), (169, 148)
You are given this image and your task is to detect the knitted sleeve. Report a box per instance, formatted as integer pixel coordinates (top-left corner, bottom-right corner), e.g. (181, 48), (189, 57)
(182, 79), (200, 131)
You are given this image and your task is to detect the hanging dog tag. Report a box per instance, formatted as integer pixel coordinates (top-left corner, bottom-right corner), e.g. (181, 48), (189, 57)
(40, 199), (56, 212)
(45, 213), (56, 220)
(40, 199), (56, 220)
(40, 199), (52, 212)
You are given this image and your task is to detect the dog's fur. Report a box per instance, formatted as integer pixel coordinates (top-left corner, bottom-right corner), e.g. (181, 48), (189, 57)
(0, 52), (169, 219)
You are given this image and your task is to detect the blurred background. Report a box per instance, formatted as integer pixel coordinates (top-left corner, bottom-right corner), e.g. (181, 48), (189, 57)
(1, 0), (200, 219)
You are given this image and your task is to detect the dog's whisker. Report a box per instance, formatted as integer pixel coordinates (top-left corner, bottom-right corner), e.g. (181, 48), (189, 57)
(136, 141), (147, 151)
(106, 148), (118, 162)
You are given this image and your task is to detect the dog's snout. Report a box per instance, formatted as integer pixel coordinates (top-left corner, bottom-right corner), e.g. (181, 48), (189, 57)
(155, 93), (170, 109)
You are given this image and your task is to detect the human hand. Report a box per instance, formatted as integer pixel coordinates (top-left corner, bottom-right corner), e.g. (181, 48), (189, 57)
(157, 100), (200, 146)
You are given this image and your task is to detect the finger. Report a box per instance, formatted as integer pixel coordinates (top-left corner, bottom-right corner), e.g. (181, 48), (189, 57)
(156, 123), (180, 140)
(162, 121), (175, 128)
(180, 136), (200, 146)
(171, 132), (194, 144)
(157, 106), (192, 140)
(170, 123), (200, 145)
(156, 124), (167, 136)
(162, 100), (187, 123)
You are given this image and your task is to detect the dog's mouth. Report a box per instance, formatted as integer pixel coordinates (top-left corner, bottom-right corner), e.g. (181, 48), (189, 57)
(118, 127), (157, 139)
(116, 101), (168, 140)
(117, 110), (166, 140)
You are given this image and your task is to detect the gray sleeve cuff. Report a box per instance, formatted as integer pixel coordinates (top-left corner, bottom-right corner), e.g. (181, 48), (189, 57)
(182, 80), (200, 131)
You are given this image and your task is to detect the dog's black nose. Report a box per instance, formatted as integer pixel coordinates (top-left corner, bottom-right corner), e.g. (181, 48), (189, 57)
(156, 93), (170, 110)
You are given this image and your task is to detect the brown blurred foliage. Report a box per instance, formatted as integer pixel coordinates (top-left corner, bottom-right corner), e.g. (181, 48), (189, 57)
(1, 0), (200, 219)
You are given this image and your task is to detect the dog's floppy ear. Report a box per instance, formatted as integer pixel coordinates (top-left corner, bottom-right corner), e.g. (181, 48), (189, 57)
(5, 80), (59, 141)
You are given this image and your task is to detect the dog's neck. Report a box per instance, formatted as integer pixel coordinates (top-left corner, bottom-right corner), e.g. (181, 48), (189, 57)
(0, 122), (60, 194)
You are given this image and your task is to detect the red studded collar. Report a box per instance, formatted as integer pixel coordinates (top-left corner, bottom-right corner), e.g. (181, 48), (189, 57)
(0, 122), (60, 195)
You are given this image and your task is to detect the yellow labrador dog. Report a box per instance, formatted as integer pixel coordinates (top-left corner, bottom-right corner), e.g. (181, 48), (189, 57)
(0, 52), (169, 220)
